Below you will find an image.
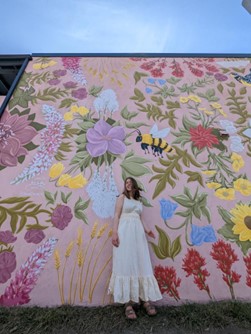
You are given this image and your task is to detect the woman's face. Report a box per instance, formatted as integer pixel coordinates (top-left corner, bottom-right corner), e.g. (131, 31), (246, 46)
(125, 178), (133, 192)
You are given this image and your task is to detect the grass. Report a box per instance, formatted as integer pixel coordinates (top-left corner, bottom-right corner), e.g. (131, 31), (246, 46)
(0, 301), (251, 334)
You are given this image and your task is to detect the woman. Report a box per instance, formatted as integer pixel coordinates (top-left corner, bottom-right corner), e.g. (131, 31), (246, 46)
(108, 177), (162, 319)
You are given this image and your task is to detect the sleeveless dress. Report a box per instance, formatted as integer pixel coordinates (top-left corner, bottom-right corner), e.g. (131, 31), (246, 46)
(108, 197), (162, 303)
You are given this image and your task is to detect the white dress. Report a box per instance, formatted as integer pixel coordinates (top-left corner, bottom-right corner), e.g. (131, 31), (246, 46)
(108, 197), (162, 303)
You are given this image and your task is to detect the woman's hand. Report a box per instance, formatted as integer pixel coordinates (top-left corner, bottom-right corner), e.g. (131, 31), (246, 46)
(112, 232), (120, 247)
(146, 230), (155, 239)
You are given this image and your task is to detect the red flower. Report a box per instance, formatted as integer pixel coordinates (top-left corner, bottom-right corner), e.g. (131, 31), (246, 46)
(170, 60), (184, 78)
(211, 240), (241, 299)
(140, 61), (155, 71)
(150, 68), (164, 78)
(243, 254), (251, 288)
(154, 265), (181, 301)
(189, 125), (219, 150)
(182, 249), (211, 298)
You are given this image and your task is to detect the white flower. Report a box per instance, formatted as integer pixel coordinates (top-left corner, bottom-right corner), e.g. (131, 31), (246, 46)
(230, 136), (244, 153)
(94, 89), (119, 116)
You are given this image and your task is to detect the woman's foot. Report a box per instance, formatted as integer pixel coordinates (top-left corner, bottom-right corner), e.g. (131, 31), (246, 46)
(125, 304), (137, 320)
(142, 301), (157, 316)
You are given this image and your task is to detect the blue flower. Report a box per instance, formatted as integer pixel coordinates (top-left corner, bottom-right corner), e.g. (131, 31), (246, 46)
(159, 199), (178, 220)
(147, 78), (155, 84)
(158, 79), (166, 85)
(191, 224), (217, 246)
(230, 136), (244, 153)
(145, 87), (153, 94)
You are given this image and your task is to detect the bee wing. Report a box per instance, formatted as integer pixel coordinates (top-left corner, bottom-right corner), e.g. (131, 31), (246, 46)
(150, 124), (158, 135)
(152, 128), (170, 138)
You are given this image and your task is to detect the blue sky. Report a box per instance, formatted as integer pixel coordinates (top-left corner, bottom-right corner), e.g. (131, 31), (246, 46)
(1, 0), (250, 54)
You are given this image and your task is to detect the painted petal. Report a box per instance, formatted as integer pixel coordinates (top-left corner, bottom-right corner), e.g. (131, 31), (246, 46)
(243, 129), (251, 139)
(94, 119), (112, 136)
(86, 128), (104, 144)
(107, 126), (125, 141)
(17, 147), (28, 157)
(0, 110), (10, 123)
(10, 115), (30, 132)
(15, 126), (37, 144)
(108, 139), (126, 155)
(0, 152), (18, 166)
(4, 114), (19, 127)
(1, 137), (21, 155)
(86, 142), (108, 157)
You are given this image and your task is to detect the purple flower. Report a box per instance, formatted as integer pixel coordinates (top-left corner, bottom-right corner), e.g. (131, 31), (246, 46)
(214, 73), (228, 82)
(51, 205), (73, 230)
(191, 224), (217, 246)
(63, 81), (78, 89)
(0, 231), (17, 244)
(159, 199), (178, 220)
(71, 88), (87, 99)
(48, 79), (60, 85)
(24, 230), (45, 244)
(86, 119), (126, 157)
(53, 69), (67, 77)
(0, 251), (16, 283)
(0, 111), (37, 167)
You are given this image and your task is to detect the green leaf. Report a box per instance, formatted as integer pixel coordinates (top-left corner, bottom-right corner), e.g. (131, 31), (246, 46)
(23, 142), (39, 151)
(151, 96), (164, 106)
(201, 207), (211, 223)
(121, 162), (152, 177)
(30, 122), (46, 131)
(156, 225), (171, 258)
(170, 235), (182, 260)
(74, 197), (90, 211)
(218, 224), (238, 242)
(240, 87), (247, 95)
(239, 240), (251, 255)
(74, 210), (88, 224)
(134, 71), (148, 84)
(166, 77), (181, 85)
(0, 197), (30, 204)
(26, 224), (48, 230)
(10, 214), (18, 233)
(61, 192), (72, 204)
(218, 206), (233, 225)
(120, 106), (138, 120)
(149, 242), (167, 259)
(217, 83), (224, 94)
(182, 116), (197, 131)
(44, 191), (54, 204)
(27, 113), (36, 121)
(152, 177), (167, 200)
(130, 88), (145, 102)
(0, 208), (7, 226)
(88, 85), (103, 97)
(141, 196), (153, 207)
(125, 121), (148, 129)
(185, 171), (204, 187)
(59, 98), (77, 108)
(17, 216), (27, 233)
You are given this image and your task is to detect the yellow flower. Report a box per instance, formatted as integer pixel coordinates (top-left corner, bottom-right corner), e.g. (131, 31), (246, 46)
(206, 182), (221, 189)
(210, 102), (222, 109)
(215, 188), (235, 201)
(230, 203), (251, 241)
(33, 63), (43, 70)
(54, 249), (61, 270)
(68, 174), (87, 189)
(58, 174), (71, 186)
(64, 112), (73, 121)
(231, 153), (244, 172)
(65, 241), (74, 258)
(201, 170), (217, 176)
(78, 106), (89, 116)
(97, 223), (108, 238)
(70, 105), (79, 113)
(179, 96), (189, 103)
(91, 221), (98, 239)
(188, 95), (201, 103)
(199, 108), (214, 115)
(218, 109), (227, 117)
(48, 60), (57, 67)
(49, 162), (64, 178)
(233, 178), (251, 196)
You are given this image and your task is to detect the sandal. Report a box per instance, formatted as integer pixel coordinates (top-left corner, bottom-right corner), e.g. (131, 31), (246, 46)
(125, 304), (137, 320)
(142, 301), (157, 316)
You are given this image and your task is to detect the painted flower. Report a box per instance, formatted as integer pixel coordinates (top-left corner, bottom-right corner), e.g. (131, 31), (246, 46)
(24, 230), (45, 244)
(71, 88), (87, 99)
(0, 111), (37, 167)
(51, 205), (73, 230)
(210, 102), (222, 109)
(147, 78), (155, 84)
(93, 89), (119, 116)
(64, 112), (73, 121)
(86, 119), (126, 158)
(199, 108), (214, 116)
(0, 231), (17, 244)
(231, 153), (244, 172)
(53, 69), (67, 77)
(230, 203), (251, 241)
(48, 79), (60, 85)
(78, 106), (89, 116)
(179, 96), (189, 103)
(49, 162), (64, 179)
(159, 199), (178, 220)
(145, 87), (153, 94)
(214, 73), (228, 81)
(230, 136), (244, 153)
(57, 174), (71, 187)
(215, 188), (235, 201)
(189, 125), (219, 150)
(219, 120), (237, 134)
(243, 119), (251, 139)
(68, 174), (87, 189)
(206, 182), (221, 190)
(191, 224), (217, 246)
(188, 95), (201, 103)
(0, 251), (16, 283)
(63, 81), (78, 89)
(233, 179), (251, 196)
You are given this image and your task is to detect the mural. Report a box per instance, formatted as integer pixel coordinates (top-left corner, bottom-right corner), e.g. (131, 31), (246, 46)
(0, 56), (251, 306)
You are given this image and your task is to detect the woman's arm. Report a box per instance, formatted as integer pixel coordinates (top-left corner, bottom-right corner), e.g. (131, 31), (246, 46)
(140, 213), (155, 239)
(112, 195), (124, 247)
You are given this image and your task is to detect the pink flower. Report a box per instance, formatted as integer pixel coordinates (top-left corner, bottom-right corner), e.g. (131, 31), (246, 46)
(0, 111), (37, 167)
(51, 205), (73, 230)
(24, 230), (45, 244)
(0, 251), (16, 283)
(0, 238), (57, 306)
(86, 119), (126, 157)
(0, 231), (17, 244)
(71, 88), (87, 99)
(48, 79), (60, 85)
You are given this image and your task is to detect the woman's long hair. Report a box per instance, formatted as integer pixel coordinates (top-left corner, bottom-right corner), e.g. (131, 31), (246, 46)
(122, 177), (142, 200)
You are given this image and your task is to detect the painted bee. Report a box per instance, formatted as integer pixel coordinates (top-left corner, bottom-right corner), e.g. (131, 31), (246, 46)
(136, 124), (174, 157)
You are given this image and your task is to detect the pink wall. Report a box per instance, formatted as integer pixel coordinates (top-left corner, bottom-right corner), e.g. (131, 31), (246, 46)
(0, 56), (251, 306)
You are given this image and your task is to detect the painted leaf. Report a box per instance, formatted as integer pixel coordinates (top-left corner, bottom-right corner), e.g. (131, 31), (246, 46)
(171, 235), (182, 260)
(156, 225), (171, 258)
(149, 242), (167, 260)
(134, 71), (148, 84)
